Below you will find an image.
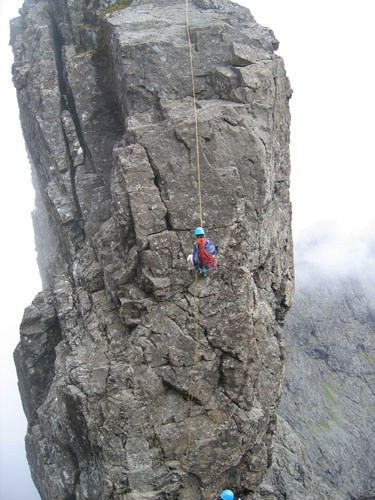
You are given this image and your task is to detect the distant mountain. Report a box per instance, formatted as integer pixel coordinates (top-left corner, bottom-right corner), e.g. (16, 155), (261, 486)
(261, 270), (375, 499)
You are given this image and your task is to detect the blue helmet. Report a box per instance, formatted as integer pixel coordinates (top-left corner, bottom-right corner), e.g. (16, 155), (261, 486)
(194, 226), (205, 235)
(220, 490), (234, 500)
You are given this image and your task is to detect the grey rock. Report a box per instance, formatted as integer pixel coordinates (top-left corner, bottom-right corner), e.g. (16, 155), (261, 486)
(254, 416), (343, 500)
(260, 274), (375, 500)
(11, 0), (293, 498)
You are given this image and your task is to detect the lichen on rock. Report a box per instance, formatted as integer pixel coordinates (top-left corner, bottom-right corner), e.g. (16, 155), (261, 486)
(11, 0), (293, 498)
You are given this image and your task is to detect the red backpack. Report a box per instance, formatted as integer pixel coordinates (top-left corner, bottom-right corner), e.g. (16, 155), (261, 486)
(197, 238), (217, 269)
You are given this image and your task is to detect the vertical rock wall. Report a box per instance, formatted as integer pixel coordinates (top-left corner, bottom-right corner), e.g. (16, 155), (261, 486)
(11, 0), (294, 498)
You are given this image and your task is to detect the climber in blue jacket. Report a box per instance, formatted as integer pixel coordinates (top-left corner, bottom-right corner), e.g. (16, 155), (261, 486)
(192, 226), (217, 276)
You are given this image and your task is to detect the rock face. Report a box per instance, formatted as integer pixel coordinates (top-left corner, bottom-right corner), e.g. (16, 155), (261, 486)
(256, 270), (375, 500)
(278, 275), (375, 500)
(11, 1), (293, 499)
(254, 415), (343, 500)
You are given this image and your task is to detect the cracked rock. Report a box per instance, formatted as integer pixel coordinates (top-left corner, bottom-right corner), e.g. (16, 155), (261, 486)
(11, 0), (293, 498)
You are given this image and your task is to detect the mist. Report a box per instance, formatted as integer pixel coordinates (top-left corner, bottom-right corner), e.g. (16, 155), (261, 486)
(294, 222), (375, 288)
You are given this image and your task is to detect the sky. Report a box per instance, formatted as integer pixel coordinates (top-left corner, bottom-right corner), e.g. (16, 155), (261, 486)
(0, 1), (374, 498)
(237, 0), (375, 281)
(0, 1), (41, 499)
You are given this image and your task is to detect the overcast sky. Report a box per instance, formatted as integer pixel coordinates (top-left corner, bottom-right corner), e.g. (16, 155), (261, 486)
(1, 1), (374, 498)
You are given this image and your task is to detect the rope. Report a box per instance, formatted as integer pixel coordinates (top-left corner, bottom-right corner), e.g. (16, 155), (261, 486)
(185, 0), (203, 227)
(183, 2), (203, 498)
(183, 269), (200, 471)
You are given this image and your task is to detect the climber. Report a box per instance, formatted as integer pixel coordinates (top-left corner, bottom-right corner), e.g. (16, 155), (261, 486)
(191, 226), (217, 276)
(219, 490), (235, 500)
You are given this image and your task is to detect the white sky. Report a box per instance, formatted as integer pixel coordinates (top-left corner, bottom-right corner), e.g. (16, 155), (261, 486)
(0, 1), (41, 498)
(1, 1), (374, 498)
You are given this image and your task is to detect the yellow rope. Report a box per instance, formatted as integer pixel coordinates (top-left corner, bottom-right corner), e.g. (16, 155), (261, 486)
(183, 270), (200, 472)
(183, 3), (203, 498)
(185, 0), (203, 227)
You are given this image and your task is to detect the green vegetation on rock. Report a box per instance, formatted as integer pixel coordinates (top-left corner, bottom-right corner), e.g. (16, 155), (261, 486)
(323, 382), (338, 407)
(98, 0), (129, 16)
(316, 421), (330, 431)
